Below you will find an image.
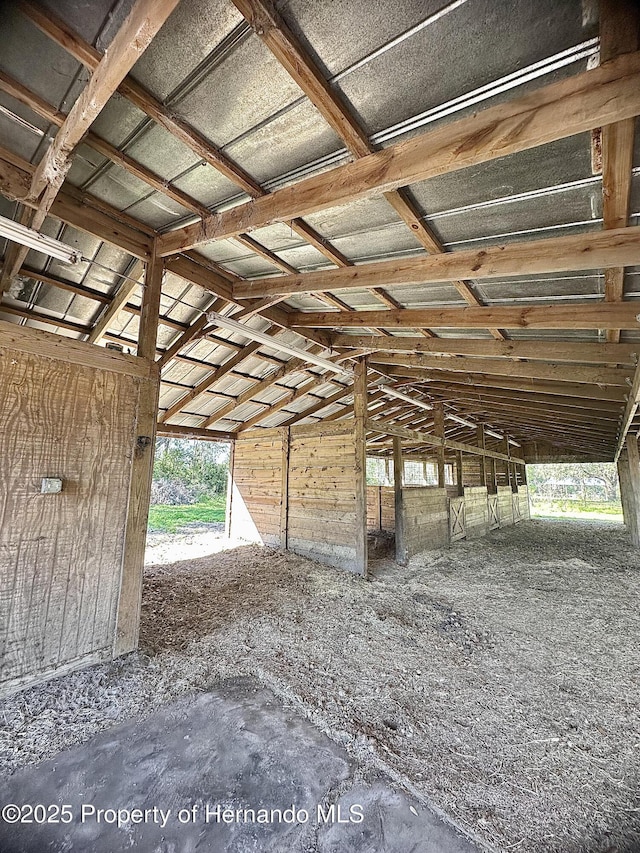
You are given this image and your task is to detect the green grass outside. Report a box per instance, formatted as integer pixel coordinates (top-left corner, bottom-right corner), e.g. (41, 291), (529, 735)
(531, 498), (623, 522)
(148, 495), (226, 533)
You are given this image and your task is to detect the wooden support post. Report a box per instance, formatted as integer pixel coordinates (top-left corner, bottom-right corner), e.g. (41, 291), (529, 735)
(490, 454), (498, 493)
(353, 357), (368, 577)
(377, 486), (383, 532)
(504, 435), (513, 491)
(384, 457), (391, 485)
(393, 435), (407, 565)
(617, 452), (630, 528)
(622, 434), (640, 546)
(434, 402), (445, 488)
(225, 440), (235, 538)
(422, 459), (428, 485)
(456, 450), (464, 496)
(279, 426), (290, 549)
(114, 246), (163, 657)
(477, 425), (487, 487)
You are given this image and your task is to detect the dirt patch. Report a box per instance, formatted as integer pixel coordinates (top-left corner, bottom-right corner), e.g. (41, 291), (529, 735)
(1, 520), (639, 852)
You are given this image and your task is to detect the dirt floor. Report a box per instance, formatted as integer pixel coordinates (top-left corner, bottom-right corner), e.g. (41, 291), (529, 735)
(1, 519), (639, 852)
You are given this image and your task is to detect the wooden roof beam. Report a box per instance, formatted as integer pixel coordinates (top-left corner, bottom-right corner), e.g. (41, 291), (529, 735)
(235, 226), (640, 300)
(156, 424), (235, 441)
(365, 420), (525, 465)
(289, 302), (640, 331)
(397, 370), (626, 401)
(159, 339), (264, 423)
(158, 50), (640, 255)
(0, 150), (154, 259)
(326, 334), (638, 365)
(369, 353), (633, 386)
(289, 302), (640, 330)
(18, 0), (263, 198)
(16, 0), (399, 329)
(87, 260), (144, 344)
(2, 0), (181, 294)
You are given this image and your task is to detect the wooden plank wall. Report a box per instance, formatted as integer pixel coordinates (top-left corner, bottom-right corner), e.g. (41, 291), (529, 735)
(497, 484), (515, 526)
(287, 423), (360, 572)
(461, 455), (483, 487)
(518, 485), (531, 520)
(0, 343), (139, 695)
(229, 421), (364, 572)
(366, 486), (395, 532)
(401, 487), (449, 559)
(228, 428), (284, 546)
(463, 486), (489, 538)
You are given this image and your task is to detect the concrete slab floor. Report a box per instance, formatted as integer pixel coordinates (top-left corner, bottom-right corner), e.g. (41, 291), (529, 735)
(0, 678), (478, 852)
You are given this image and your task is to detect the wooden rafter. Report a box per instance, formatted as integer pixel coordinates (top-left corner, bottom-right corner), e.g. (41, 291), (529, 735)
(200, 347), (357, 429)
(1, 0), (181, 294)
(86, 262), (144, 345)
(288, 303), (640, 330)
(159, 340), (264, 423)
(0, 141), (154, 262)
(14, 2), (399, 332)
(158, 50), (640, 255)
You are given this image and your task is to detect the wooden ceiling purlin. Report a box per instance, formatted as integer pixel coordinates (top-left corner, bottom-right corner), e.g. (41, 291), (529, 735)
(423, 385), (623, 417)
(0, 0), (182, 295)
(202, 348), (360, 431)
(17, 0), (263, 198)
(157, 50), (640, 255)
(387, 370), (626, 402)
(443, 396), (622, 427)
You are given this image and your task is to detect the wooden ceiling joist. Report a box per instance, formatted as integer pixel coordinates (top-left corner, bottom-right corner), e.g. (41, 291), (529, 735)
(234, 226), (640, 300)
(200, 346), (357, 429)
(0, 150), (154, 260)
(156, 423), (235, 441)
(87, 260), (144, 344)
(289, 303), (640, 330)
(326, 334), (638, 365)
(157, 50), (640, 255)
(14, 0), (404, 333)
(365, 420), (526, 465)
(396, 370), (626, 401)
(369, 353), (633, 386)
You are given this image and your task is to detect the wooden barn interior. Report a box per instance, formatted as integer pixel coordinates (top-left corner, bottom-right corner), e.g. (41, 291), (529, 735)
(1, 0), (640, 849)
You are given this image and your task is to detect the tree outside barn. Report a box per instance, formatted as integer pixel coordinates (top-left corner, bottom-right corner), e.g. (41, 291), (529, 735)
(527, 462), (622, 520)
(149, 439), (230, 532)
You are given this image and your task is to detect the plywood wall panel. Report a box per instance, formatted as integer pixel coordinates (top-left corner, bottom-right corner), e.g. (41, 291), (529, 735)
(0, 346), (139, 694)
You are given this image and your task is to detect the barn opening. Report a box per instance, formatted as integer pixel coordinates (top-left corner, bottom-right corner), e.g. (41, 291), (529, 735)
(1, 0), (640, 850)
